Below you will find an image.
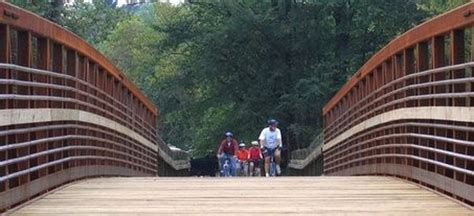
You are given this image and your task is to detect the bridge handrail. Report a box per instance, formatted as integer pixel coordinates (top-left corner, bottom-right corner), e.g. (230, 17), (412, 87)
(288, 132), (324, 170)
(156, 134), (190, 170)
(0, 3), (156, 113)
(0, 63), (157, 141)
(323, 2), (474, 115)
(321, 2), (474, 206)
(324, 121), (474, 160)
(325, 62), (474, 141)
(0, 2), (189, 213)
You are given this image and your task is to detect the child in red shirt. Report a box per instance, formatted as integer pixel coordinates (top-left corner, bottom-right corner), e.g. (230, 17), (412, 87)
(248, 141), (263, 176)
(236, 142), (249, 176)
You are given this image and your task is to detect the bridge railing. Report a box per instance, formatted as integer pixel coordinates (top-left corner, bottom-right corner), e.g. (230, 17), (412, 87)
(156, 135), (190, 176)
(322, 3), (474, 206)
(0, 2), (188, 212)
(288, 133), (324, 175)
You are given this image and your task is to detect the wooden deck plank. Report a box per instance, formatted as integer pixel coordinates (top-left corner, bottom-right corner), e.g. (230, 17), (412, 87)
(10, 176), (473, 215)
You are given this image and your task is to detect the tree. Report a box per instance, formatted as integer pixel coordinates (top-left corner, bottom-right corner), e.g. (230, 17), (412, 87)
(9, 0), (65, 23)
(61, 0), (130, 45)
(103, 0), (430, 155)
(13, 0), (465, 156)
(9, 0), (130, 46)
(417, 0), (471, 15)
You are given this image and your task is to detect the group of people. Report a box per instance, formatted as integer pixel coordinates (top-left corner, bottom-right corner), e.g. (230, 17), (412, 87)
(216, 119), (282, 177)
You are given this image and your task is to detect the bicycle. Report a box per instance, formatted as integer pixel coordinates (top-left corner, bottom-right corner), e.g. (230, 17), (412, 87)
(221, 158), (231, 177)
(236, 160), (249, 176)
(249, 160), (261, 176)
(269, 153), (277, 177)
(263, 147), (279, 177)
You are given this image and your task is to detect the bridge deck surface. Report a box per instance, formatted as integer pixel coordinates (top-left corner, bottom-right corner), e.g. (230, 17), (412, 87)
(11, 176), (471, 215)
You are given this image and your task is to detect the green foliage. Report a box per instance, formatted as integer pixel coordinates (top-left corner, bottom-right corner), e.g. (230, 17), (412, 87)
(9, 0), (129, 46)
(101, 0), (433, 156)
(9, 0), (64, 23)
(417, 0), (471, 15)
(61, 0), (130, 46)
(98, 15), (159, 86)
(10, 0), (467, 156)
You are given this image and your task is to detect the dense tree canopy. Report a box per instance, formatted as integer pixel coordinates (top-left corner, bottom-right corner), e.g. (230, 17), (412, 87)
(10, 0), (470, 156)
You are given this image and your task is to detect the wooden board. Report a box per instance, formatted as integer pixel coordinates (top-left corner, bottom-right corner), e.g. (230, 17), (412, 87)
(10, 176), (473, 215)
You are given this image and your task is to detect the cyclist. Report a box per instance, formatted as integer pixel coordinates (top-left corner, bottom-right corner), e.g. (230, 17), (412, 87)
(248, 140), (262, 176)
(217, 131), (238, 176)
(259, 119), (282, 177)
(235, 141), (249, 176)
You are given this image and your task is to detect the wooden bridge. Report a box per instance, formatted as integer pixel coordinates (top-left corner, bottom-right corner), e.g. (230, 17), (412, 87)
(8, 177), (472, 215)
(0, 1), (473, 215)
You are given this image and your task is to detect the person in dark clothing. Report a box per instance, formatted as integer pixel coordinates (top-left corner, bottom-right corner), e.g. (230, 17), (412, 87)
(217, 131), (238, 176)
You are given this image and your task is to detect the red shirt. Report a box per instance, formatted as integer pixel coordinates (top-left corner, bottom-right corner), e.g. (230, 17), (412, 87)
(217, 139), (238, 155)
(236, 149), (249, 161)
(249, 147), (261, 160)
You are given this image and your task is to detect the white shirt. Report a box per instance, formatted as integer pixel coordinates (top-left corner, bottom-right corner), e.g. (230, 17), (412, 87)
(258, 127), (282, 149)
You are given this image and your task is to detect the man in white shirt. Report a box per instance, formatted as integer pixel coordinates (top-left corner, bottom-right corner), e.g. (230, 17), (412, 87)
(259, 119), (282, 177)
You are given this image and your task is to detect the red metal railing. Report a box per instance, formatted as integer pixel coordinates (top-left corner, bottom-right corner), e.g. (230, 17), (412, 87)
(0, 2), (188, 212)
(322, 3), (474, 206)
